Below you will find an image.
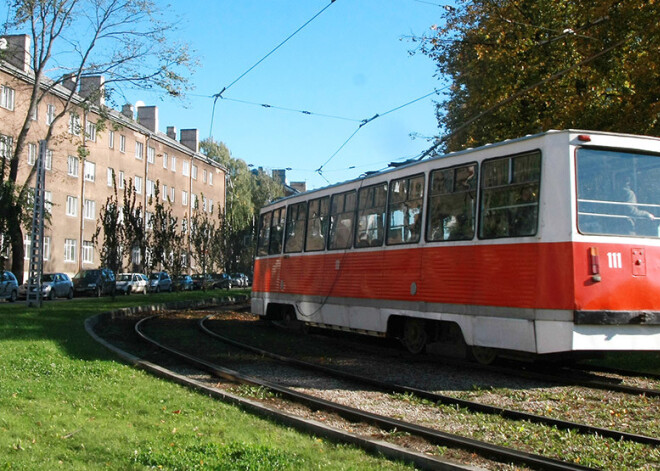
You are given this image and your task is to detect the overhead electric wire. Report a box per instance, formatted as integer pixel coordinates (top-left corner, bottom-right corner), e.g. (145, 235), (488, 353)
(315, 88), (444, 178)
(209, 0), (338, 137)
(219, 96), (362, 123)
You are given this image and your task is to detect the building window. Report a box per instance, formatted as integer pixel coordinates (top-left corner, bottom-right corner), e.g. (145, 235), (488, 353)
(134, 176), (143, 194)
(170, 187), (175, 203)
(162, 184), (168, 201)
(86, 121), (97, 141)
(203, 169), (207, 183)
(27, 143), (37, 166)
(146, 212), (154, 230)
(0, 135), (12, 159)
(119, 135), (126, 153)
(146, 179), (155, 198)
(192, 164), (198, 180)
(181, 190), (188, 207)
(82, 241), (94, 264)
(46, 104), (55, 125)
(108, 130), (115, 149)
(45, 149), (52, 171)
(84, 161), (95, 182)
(131, 247), (141, 265)
(23, 234), (31, 260)
(191, 193), (197, 209)
(0, 85), (15, 110)
(209, 172), (213, 186)
(163, 152), (168, 169)
(45, 191), (52, 215)
(135, 142), (144, 160)
(84, 199), (95, 220)
(182, 161), (190, 176)
(68, 155), (79, 177)
(107, 168), (114, 187)
(171, 156), (176, 172)
(118, 171), (125, 189)
(147, 146), (155, 164)
(43, 236), (50, 261)
(68, 112), (81, 135)
(66, 196), (78, 216)
(209, 199), (214, 214)
(64, 239), (77, 262)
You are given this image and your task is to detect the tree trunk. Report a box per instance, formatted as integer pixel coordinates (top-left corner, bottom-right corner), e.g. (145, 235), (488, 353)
(9, 220), (24, 284)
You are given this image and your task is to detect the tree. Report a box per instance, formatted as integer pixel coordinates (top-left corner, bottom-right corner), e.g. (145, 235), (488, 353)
(417, 0), (659, 153)
(0, 0), (195, 280)
(147, 183), (179, 273)
(121, 178), (148, 272)
(200, 139), (284, 274)
(92, 178), (122, 274)
(189, 200), (218, 285)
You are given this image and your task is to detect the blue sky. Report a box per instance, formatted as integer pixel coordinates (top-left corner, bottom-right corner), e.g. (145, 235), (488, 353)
(130, 0), (451, 189)
(6, 0), (452, 190)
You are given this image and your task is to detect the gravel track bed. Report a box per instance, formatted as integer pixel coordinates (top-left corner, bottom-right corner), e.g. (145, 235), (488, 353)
(96, 309), (660, 470)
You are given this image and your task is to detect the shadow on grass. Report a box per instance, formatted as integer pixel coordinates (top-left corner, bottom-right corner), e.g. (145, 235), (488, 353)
(0, 289), (249, 361)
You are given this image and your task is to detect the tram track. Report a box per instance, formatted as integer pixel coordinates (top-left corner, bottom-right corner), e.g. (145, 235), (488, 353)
(198, 314), (660, 447)
(135, 314), (598, 471)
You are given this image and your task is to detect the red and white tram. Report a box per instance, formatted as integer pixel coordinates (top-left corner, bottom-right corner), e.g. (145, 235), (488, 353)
(251, 130), (660, 362)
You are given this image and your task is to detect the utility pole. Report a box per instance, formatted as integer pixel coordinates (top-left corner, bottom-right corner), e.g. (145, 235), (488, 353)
(26, 140), (47, 307)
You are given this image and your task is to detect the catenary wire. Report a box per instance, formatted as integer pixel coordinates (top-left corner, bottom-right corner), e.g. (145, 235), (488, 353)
(209, 0), (338, 137)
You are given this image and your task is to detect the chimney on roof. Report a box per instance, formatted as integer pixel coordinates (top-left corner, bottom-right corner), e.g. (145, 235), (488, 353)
(79, 76), (105, 107)
(166, 126), (177, 140)
(0, 35), (31, 73)
(180, 129), (199, 153)
(61, 74), (77, 92)
(137, 105), (158, 133)
(121, 104), (134, 120)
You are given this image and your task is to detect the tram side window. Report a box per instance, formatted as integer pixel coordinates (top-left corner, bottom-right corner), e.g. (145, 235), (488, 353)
(355, 183), (387, 248)
(257, 211), (272, 257)
(268, 207), (286, 255)
(479, 151), (541, 239)
(328, 190), (356, 250)
(284, 201), (307, 253)
(427, 164), (477, 241)
(305, 196), (329, 251)
(387, 174), (424, 245)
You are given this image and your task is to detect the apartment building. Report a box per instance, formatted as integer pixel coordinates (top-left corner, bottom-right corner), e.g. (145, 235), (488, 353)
(0, 35), (227, 279)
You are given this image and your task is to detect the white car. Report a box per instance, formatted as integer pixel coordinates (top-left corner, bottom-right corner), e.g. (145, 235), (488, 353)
(115, 273), (148, 295)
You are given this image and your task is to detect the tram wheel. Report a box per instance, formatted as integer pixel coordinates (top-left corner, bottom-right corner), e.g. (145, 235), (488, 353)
(470, 346), (498, 365)
(402, 318), (427, 354)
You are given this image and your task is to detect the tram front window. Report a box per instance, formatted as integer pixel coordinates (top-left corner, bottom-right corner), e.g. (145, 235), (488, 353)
(577, 148), (660, 237)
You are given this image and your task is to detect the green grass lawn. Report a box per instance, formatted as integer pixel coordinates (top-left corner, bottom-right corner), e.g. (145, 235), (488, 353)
(0, 292), (412, 470)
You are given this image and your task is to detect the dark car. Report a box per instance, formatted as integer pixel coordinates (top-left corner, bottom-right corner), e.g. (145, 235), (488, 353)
(172, 275), (193, 291)
(191, 273), (213, 290)
(19, 273), (73, 300)
(0, 270), (19, 302)
(148, 271), (172, 293)
(211, 273), (233, 289)
(72, 268), (116, 297)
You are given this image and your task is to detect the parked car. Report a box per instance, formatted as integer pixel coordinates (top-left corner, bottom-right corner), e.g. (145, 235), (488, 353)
(230, 273), (248, 288)
(115, 273), (148, 295)
(191, 273), (213, 290)
(0, 270), (19, 302)
(72, 268), (116, 297)
(148, 271), (172, 293)
(19, 273), (73, 300)
(172, 275), (194, 291)
(211, 273), (233, 289)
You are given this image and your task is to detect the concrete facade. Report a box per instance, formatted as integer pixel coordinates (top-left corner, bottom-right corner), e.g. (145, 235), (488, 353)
(0, 39), (226, 279)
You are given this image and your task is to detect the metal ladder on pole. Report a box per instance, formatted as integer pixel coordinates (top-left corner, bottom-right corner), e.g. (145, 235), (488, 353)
(26, 140), (47, 307)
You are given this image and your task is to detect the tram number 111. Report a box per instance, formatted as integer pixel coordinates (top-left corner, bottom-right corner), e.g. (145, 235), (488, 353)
(607, 252), (622, 269)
